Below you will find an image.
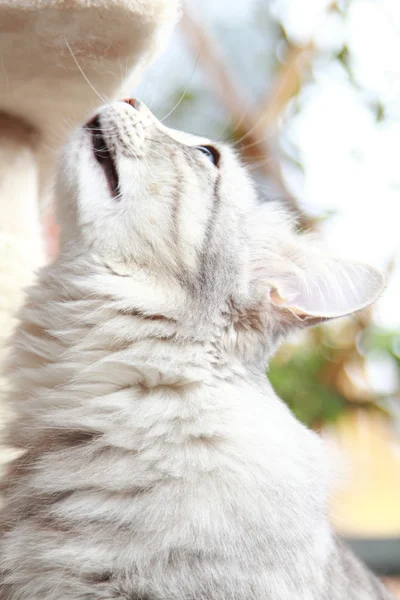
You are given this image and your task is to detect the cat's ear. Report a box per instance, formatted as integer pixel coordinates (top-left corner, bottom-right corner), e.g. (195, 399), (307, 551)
(263, 253), (385, 324)
(248, 205), (386, 325)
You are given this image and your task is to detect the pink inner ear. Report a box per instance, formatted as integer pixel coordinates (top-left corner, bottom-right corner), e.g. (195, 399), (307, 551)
(270, 288), (309, 318)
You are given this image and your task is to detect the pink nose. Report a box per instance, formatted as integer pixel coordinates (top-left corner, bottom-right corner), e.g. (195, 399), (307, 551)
(122, 98), (137, 108)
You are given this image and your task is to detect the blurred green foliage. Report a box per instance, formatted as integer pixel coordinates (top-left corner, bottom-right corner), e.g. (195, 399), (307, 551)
(269, 324), (400, 429)
(269, 343), (346, 428)
(361, 327), (400, 363)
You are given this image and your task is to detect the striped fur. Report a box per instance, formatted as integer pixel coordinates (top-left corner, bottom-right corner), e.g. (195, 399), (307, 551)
(0, 100), (391, 599)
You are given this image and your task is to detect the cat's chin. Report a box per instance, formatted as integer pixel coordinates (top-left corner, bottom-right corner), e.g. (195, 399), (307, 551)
(86, 116), (120, 200)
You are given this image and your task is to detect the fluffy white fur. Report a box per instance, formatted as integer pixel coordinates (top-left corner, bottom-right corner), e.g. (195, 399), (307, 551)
(0, 100), (392, 599)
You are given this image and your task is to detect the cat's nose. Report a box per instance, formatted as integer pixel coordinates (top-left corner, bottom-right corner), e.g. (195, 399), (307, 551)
(122, 98), (138, 109)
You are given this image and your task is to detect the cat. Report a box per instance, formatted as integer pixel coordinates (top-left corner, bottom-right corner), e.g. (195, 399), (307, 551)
(0, 98), (392, 599)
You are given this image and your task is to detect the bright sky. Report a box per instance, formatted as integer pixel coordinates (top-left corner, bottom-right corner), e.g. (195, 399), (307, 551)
(136, 0), (400, 329)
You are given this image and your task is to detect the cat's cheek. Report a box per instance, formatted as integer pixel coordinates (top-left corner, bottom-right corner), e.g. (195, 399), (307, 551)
(116, 155), (143, 200)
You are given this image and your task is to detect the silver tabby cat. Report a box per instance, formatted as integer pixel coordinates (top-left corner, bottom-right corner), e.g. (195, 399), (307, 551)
(0, 98), (393, 599)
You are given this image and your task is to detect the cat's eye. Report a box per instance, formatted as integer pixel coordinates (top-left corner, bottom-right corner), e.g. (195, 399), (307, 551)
(195, 145), (220, 168)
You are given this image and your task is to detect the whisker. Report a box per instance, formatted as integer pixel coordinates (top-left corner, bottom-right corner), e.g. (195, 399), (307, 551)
(64, 38), (128, 132)
(233, 122), (267, 149)
(240, 133), (273, 153)
(232, 56), (298, 148)
(64, 39), (112, 109)
(158, 50), (202, 124)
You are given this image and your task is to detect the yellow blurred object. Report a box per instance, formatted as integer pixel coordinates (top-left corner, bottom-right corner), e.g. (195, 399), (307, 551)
(324, 408), (400, 537)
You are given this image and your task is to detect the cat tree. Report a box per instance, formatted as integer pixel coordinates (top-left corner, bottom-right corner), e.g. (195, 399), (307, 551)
(0, 0), (179, 395)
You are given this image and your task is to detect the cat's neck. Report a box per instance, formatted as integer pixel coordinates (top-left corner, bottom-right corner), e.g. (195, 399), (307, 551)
(4, 259), (257, 459)
(9, 258), (246, 403)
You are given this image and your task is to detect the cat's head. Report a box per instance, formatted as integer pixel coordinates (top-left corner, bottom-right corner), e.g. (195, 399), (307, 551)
(56, 99), (385, 359)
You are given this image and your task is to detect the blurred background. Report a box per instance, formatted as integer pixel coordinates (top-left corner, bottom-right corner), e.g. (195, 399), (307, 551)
(131, 0), (400, 591)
